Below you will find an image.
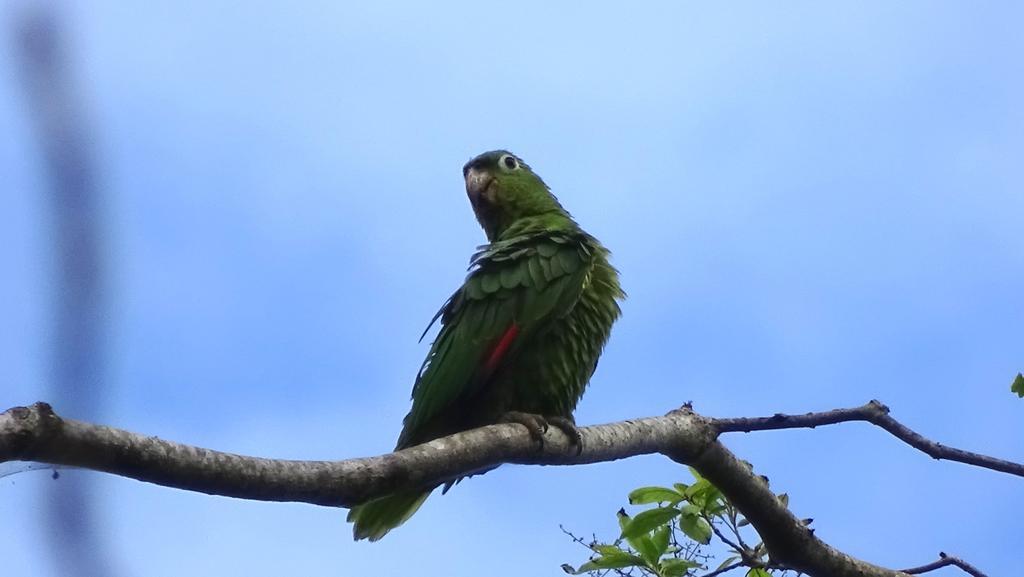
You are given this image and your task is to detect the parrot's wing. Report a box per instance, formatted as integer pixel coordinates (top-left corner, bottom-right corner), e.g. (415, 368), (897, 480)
(396, 233), (592, 448)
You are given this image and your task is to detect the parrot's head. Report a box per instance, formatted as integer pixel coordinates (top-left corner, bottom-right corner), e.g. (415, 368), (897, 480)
(463, 150), (570, 241)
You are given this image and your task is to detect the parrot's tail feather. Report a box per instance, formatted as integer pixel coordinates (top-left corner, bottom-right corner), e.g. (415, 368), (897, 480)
(347, 489), (431, 541)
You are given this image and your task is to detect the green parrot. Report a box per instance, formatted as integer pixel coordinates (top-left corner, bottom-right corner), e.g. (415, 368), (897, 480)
(347, 150), (624, 541)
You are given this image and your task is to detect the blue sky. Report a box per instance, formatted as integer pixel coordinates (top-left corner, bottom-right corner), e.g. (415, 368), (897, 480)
(2, 1), (1022, 575)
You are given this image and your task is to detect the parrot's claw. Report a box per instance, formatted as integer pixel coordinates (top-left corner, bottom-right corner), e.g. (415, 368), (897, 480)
(545, 416), (583, 455)
(501, 411), (549, 448)
(500, 412), (582, 454)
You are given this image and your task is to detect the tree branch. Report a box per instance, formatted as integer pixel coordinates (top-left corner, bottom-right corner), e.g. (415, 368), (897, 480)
(901, 552), (989, 577)
(0, 402), (714, 507)
(713, 400), (1024, 479)
(700, 562), (744, 577)
(2, 400), (1011, 577)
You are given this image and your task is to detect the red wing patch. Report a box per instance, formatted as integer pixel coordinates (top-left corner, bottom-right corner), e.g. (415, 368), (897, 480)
(483, 324), (519, 374)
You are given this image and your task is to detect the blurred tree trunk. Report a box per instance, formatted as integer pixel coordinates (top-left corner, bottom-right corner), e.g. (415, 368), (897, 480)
(14, 5), (115, 577)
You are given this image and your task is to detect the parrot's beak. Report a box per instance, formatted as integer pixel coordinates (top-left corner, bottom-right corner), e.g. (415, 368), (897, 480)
(465, 167), (493, 204)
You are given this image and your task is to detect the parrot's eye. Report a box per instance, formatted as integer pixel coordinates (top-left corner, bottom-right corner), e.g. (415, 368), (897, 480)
(500, 154), (519, 171)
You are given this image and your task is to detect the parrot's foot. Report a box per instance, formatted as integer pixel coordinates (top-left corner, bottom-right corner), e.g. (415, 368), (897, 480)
(500, 411), (549, 448)
(545, 416), (583, 455)
(499, 412), (582, 454)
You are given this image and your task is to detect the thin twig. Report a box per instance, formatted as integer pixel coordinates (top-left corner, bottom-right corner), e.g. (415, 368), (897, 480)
(726, 507), (750, 551)
(901, 552), (988, 577)
(701, 561), (744, 577)
(708, 516), (745, 556)
(713, 400), (1024, 478)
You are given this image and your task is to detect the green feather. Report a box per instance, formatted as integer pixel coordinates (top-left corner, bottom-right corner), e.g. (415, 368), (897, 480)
(558, 248), (581, 274)
(348, 490), (430, 542)
(481, 273), (501, 294)
(528, 257), (548, 291)
(465, 277), (484, 300)
(500, 265), (521, 289)
(537, 242), (559, 257)
(548, 251), (565, 277)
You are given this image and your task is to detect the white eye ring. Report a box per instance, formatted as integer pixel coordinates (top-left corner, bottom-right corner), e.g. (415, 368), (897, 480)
(499, 154), (519, 171)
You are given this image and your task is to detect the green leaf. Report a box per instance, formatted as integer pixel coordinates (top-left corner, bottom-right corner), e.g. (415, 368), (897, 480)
(704, 485), (723, 508)
(684, 479), (712, 506)
(745, 569), (771, 577)
(593, 545), (628, 557)
(628, 486), (684, 505)
(616, 508), (631, 532)
(616, 510), (654, 557)
(652, 525), (670, 558)
(678, 514), (712, 544)
(621, 507), (680, 540)
(679, 504), (701, 517)
(715, 556), (741, 572)
(688, 480), (723, 512)
(572, 551), (647, 574)
(661, 558), (703, 577)
(672, 483), (689, 495)
(705, 502), (727, 518)
(688, 466), (705, 482)
(1012, 373), (1024, 398)
(634, 535), (661, 566)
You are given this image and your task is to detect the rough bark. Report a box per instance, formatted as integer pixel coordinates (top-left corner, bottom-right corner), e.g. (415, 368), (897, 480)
(2, 401), (1013, 577)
